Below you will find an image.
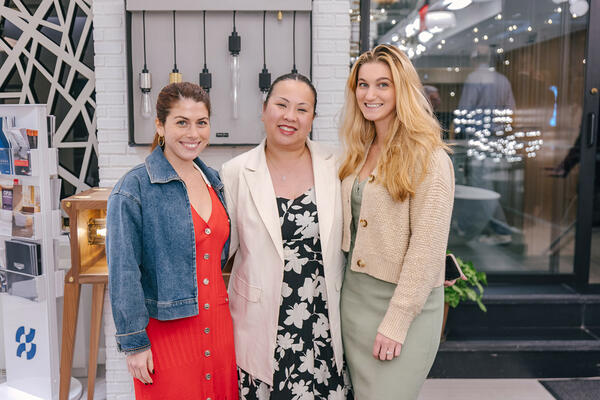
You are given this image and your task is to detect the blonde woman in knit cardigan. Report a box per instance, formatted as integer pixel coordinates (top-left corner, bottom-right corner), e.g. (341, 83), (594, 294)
(338, 44), (455, 399)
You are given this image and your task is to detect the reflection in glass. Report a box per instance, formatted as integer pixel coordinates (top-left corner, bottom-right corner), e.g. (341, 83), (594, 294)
(371, 0), (588, 275)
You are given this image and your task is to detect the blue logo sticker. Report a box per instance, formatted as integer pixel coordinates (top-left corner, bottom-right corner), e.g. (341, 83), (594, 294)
(15, 326), (36, 360)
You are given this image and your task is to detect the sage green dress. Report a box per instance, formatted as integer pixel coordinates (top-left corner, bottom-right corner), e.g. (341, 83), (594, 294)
(340, 178), (444, 400)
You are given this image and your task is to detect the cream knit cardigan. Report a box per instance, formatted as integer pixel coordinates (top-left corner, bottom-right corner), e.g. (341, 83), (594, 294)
(341, 148), (455, 344)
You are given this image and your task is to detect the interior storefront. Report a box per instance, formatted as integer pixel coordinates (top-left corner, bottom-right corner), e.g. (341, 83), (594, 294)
(358, 0), (598, 286)
(0, 0), (598, 398)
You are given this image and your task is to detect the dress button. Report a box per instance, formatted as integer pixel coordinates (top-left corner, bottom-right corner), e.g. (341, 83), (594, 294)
(204, 253), (210, 260)
(204, 327), (210, 334)
(205, 228), (211, 235)
(204, 303), (210, 310)
(360, 219), (368, 227)
(203, 278), (209, 285)
(357, 259), (366, 268)
(368, 174), (375, 183)
(205, 350), (211, 357)
(205, 373), (211, 380)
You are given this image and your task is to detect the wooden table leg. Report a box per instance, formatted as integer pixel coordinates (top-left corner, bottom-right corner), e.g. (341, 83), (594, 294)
(87, 283), (106, 400)
(59, 281), (81, 400)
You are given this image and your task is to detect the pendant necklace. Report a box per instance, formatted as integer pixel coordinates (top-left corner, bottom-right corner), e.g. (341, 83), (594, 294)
(266, 147), (307, 182)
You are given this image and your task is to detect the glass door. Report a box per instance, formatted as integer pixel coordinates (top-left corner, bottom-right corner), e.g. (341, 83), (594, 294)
(574, 0), (599, 285)
(369, 0), (594, 277)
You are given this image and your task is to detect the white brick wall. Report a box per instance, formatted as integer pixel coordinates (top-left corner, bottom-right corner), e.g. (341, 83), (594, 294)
(92, 1), (349, 397)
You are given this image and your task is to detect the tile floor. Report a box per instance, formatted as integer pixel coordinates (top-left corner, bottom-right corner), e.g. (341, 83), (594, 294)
(4, 369), (599, 399)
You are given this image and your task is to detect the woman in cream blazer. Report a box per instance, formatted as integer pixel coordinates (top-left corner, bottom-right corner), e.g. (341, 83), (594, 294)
(220, 73), (349, 398)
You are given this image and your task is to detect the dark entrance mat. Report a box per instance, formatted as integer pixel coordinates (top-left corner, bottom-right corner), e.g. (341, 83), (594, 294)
(539, 379), (600, 400)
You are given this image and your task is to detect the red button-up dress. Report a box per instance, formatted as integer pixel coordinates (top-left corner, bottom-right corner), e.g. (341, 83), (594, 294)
(134, 186), (238, 400)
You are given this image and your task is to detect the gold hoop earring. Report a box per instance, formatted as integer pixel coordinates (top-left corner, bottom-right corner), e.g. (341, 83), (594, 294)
(158, 135), (165, 147)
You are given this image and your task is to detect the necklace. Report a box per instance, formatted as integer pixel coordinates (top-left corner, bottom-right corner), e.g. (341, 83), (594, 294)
(266, 147), (308, 182)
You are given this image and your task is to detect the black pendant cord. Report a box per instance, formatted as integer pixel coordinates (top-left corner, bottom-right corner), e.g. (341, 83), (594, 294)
(172, 11), (178, 71)
(142, 10), (148, 71)
(262, 10), (266, 68)
(233, 10), (237, 33)
(203, 10), (207, 69)
(199, 10), (212, 91)
(291, 11), (297, 74)
(259, 10), (271, 93)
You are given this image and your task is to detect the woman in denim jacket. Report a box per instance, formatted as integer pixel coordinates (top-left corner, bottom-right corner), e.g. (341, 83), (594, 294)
(106, 82), (238, 399)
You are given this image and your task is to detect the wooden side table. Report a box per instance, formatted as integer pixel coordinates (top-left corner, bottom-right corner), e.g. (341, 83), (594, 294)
(60, 187), (111, 400)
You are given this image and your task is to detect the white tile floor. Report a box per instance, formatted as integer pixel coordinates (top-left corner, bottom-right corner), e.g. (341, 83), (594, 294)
(6, 371), (597, 400)
(418, 379), (556, 400)
(77, 376), (557, 400)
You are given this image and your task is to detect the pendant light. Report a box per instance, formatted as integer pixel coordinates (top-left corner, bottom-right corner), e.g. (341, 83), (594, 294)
(258, 11), (271, 106)
(169, 11), (182, 83)
(229, 11), (241, 119)
(139, 10), (153, 119)
(199, 10), (212, 92)
(291, 11), (298, 74)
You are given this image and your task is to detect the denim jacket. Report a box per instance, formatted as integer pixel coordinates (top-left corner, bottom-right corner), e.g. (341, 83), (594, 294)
(106, 147), (230, 353)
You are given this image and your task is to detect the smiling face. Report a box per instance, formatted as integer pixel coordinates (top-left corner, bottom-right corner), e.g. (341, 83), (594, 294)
(156, 98), (210, 167)
(261, 79), (315, 151)
(355, 61), (396, 129)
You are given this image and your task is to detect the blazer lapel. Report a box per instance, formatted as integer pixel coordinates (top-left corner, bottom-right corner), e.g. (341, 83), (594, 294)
(308, 140), (336, 265)
(243, 140), (285, 262)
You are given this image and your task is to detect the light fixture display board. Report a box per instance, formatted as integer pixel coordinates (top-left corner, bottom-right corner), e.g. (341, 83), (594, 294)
(126, 1), (312, 145)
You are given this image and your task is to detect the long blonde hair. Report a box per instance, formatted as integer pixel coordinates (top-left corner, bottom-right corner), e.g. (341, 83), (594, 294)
(338, 44), (450, 202)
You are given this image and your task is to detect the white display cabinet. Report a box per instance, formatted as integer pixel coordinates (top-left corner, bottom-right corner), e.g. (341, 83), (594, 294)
(0, 104), (80, 400)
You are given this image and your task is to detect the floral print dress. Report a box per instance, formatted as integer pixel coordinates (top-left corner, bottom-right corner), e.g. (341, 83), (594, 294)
(238, 187), (350, 400)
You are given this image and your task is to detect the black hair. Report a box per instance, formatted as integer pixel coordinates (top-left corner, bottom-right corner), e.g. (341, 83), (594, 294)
(264, 73), (317, 115)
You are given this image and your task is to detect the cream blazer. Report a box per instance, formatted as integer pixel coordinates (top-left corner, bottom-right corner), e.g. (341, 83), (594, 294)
(220, 138), (344, 386)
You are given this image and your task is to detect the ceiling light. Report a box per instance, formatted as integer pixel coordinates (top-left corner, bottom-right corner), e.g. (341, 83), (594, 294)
(504, 60), (510, 65)
(473, 27), (479, 33)
(509, 37), (514, 42)
(570, 0), (589, 17)
(473, 37), (479, 43)
(418, 30), (434, 43)
(495, 14), (502, 20)
(527, 26), (533, 31)
(392, 35), (399, 42)
(443, 0), (473, 11)
(425, 11), (456, 32)
(441, 39), (446, 44)
(483, 35), (488, 40)
(392, 19), (397, 24)
(437, 44), (443, 49)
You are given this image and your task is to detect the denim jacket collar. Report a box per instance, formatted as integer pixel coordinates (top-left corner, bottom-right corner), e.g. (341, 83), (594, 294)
(145, 146), (223, 190)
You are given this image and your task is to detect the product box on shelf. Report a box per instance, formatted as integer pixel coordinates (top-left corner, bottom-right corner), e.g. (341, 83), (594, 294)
(0, 116), (44, 176)
(11, 184), (41, 238)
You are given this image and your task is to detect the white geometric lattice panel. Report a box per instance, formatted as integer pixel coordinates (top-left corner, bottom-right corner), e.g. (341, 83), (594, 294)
(0, 0), (97, 197)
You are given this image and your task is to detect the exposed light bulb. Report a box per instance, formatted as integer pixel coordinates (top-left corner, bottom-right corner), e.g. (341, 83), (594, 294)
(141, 91), (153, 119)
(139, 69), (153, 119)
(229, 11), (241, 120)
(231, 55), (240, 119)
